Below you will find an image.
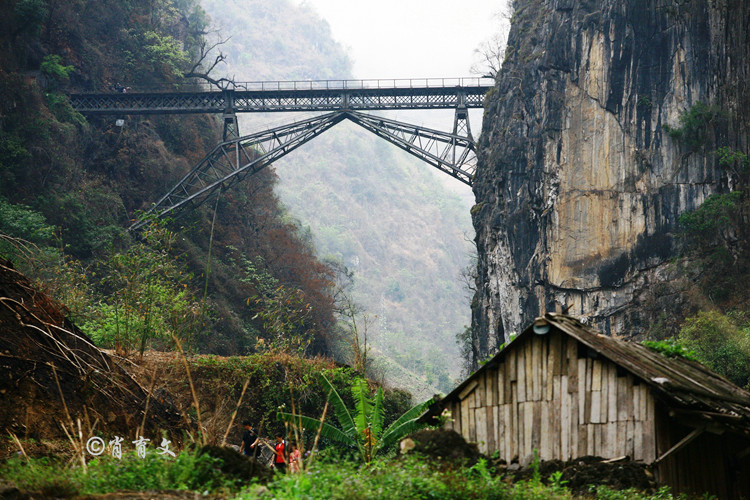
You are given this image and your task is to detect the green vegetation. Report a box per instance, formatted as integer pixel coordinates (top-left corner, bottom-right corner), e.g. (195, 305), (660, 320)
(0, 197), (55, 246)
(1, 0), (475, 398)
(249, 457), (537, 500)
(137, 30), (190, 79)
(40, 55), (74, 84)
(637, 96), (652, 109)
(201, 0), (474, 396)
(0, 0), (742, 498)
(156, 349), (412, 446)
(13, 0), (47, 37)
(678, 310), (750, 389)
(278, 375), (432, 462)
(81, 221), (202, 355)
(715, 146), (750, 185)
(0, 0), (344, 358)
(716, 146), (750, 170)
(669, 134), (750, 348)
(678, 191), (744, 242)
(641, 339), (697, 361)
(645, 311), (750, 391)
(587, 486), (678, 500)
(1, 451), (241, 496)
(663, 101), (723, 151)
(251, 284), (316, 355)
(1, 452), (687, 499)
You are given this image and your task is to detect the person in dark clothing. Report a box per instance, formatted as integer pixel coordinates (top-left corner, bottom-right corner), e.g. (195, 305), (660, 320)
(273, 433), (287, 473)
(240, 421), (258, 456)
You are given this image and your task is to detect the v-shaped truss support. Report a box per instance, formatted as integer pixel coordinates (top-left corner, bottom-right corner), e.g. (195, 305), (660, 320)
(130, 111), (346, 231)
(344, 110), (476, 186)
(130, 109), (476, 230)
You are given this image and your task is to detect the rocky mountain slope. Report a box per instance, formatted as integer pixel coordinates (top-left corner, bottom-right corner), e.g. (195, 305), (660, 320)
(470, 0), (750, 364)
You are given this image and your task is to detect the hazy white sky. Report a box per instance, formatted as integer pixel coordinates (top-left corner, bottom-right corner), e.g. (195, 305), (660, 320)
(293, 0), (508, 79)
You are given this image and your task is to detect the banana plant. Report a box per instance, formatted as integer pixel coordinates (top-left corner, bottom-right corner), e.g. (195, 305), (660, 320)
(278, 374), (433, 462)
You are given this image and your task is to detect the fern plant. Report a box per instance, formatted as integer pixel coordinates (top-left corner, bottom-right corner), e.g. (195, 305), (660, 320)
(278, 374), (433, 462)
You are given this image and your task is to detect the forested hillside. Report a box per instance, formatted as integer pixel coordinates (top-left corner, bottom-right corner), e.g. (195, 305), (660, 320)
(0, 0), (476, 399)
(0, 0), (341, 359)
(202, 0), (475, 393)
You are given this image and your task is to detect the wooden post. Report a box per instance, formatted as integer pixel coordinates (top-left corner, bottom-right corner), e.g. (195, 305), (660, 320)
(561, 376), (570, 460)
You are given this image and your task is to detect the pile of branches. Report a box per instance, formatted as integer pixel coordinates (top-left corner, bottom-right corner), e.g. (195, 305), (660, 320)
(0, 258), (182, 443)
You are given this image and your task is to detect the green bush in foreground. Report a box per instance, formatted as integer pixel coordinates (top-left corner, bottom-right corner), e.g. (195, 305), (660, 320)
(0, 456), (82, 497)
(239, 457), (514, 500)
(236, 457), (682, 500)
(0, 450), (235, 496)
(1, 451), (686, 499)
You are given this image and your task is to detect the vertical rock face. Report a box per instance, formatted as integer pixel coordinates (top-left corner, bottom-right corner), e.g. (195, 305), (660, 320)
(471, 0), (750, 363)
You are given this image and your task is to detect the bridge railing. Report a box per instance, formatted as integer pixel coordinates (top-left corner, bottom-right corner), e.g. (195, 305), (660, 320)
(76, 77), (495, 94)
(224, 77), (495, 91)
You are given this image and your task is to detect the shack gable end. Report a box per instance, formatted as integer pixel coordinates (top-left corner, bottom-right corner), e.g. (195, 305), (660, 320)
(444, 329), (656, 465)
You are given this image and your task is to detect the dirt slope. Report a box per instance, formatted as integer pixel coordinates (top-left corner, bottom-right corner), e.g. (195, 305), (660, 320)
(0, 259), (182, 444)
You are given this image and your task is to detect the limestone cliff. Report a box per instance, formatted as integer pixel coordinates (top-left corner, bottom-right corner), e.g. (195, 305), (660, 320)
(471, 0), (750, 364)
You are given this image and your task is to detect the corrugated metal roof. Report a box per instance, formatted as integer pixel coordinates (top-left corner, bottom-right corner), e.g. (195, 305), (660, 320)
(424, 313), (750, 433)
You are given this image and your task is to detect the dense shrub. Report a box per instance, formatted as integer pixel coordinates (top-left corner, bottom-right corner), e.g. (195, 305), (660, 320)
(0, 197), (55, 244)
(0, 450), (239, 495)
(678, 191), (744, 243)
(239, 456), (680, 500)
(678, 310), (750, 388)
(663, 101), (723, 151)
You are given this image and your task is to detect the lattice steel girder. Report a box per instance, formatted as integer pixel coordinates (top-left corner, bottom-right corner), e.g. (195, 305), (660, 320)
(129, 112), (346, 231)
(70, 85), (490, 115)
(69, 92), (228, 114)
(343, 111), (476, 186)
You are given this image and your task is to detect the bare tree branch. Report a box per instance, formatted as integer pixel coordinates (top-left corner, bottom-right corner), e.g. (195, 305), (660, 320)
(184, 36), (232, 89)
(325, 260), (371, 374)
(470, 3), (512, 79)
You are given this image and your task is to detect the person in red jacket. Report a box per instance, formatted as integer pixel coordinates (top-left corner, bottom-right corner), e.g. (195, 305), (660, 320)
(273, 433), (287, 473)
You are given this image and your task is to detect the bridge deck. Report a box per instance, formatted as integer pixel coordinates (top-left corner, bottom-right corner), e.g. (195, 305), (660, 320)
(69, 77), (494, 115)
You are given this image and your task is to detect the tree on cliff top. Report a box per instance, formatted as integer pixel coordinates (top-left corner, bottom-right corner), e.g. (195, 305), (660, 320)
(470, 3), (512, 78)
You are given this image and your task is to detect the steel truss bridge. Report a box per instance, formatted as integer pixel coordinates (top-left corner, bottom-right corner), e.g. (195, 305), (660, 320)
(69, 78), (493, 231)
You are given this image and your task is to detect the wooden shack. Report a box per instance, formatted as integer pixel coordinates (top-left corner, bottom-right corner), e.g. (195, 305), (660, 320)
(422, 313), (750, 498)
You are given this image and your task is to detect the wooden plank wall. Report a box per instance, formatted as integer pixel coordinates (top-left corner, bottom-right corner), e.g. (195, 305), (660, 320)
(654, 408), (750, 499)
(445, 330), (656, 465)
